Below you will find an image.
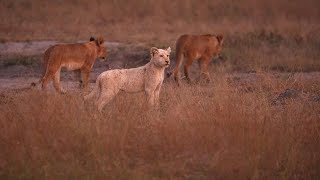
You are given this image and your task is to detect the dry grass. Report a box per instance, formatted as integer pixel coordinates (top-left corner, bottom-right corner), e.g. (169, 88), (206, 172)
(1, 0), (319, 42)
(0, 70), (319, 179)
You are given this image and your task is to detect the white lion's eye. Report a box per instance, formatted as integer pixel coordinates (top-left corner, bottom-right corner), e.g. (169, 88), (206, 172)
(160, 55), (164, 57)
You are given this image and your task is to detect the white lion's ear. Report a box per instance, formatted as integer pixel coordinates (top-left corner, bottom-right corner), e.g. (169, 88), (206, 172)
(150, 47), (159, 57)
(166, 47), (171, 54)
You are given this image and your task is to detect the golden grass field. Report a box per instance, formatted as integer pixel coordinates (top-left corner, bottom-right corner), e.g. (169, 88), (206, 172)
(0, 0), (320, 179)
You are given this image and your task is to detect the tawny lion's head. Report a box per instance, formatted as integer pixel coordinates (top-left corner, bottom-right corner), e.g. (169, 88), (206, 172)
(214, 34), (224, 58)
(216, 34), (224, 46)
(150, 47), (171, 68)
(90, 37), (107, 61)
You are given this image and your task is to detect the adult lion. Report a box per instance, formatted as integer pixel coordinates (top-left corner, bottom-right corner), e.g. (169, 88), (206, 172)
(170, 34), (224, 85)
(84, 47), (171, 112)
(33, 37), (107, 93)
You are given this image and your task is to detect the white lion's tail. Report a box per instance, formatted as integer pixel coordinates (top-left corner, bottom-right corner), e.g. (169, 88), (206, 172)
(84, 77), (101, 101)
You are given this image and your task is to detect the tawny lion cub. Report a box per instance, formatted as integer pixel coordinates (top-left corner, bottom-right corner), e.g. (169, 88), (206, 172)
(33, 37), (107, 93)
(84, 47), (171, 112)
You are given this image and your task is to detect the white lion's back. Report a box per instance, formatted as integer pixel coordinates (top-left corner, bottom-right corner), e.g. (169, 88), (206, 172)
(98, 67), (145, 93)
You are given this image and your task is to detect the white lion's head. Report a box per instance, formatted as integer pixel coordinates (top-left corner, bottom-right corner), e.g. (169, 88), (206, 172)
(150, 47), (171, 68)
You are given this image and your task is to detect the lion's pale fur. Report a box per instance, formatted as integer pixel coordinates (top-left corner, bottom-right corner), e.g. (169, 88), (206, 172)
(84, 47), (171, 112)
(171, 34), (224, 85)
(34, 37), (107, 93)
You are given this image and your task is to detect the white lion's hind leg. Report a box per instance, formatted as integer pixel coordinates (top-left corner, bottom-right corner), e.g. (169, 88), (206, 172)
(84, 90), (95, 101)
(84, 78), (101, 101)
(96, 89), (118, 112)
(84, 85), (98, 100)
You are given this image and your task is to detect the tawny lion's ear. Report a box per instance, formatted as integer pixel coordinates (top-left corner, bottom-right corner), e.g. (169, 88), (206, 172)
(96, 37), (105, 46)
(90, 37), (95, 41)
(216, 34), (224, 45)
(166, 47), (171, 54)
(150, 47), (159, 57)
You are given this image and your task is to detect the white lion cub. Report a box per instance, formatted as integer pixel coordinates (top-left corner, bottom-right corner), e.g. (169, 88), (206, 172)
(84, 47), (171, 112)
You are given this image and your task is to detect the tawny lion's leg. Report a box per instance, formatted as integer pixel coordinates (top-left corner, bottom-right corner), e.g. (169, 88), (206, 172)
(184, 58), (193, 84)
(75, 69), (82, 88)
(42, 63), (61, 91)
(174, 49), (185, 86)
(41, 72), (54, 91)
(199, 59), (210, 83)
(173, 69), (181, 86)
(81, 70), (90, 90)
(195, 60), (202, 82)
(53, 68), (66, 94)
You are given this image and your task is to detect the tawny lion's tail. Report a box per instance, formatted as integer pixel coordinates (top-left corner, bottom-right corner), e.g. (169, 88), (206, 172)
(31, 47), (51, 88)
(30, 79), (42, 88)
(30, 82), (37, 87)
(84, 77), (100, 101)
(216, 34), (224, 46)
(166, 70), (173, 78)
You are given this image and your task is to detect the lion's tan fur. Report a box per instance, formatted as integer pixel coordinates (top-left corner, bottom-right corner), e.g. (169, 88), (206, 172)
(172, 34), (224, 85)
(36, 37), (107, 93)
(84, 47), (171, 112)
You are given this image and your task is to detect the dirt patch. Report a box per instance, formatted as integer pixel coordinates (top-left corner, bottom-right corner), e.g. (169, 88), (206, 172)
(0, 40), (121, 59)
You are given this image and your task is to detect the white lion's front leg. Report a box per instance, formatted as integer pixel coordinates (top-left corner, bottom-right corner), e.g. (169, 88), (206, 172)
(154, 90), (160, 108)
(145, 74), (157, 107)
(145, 89), (155, 107)
(154, 82), (162, 108)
